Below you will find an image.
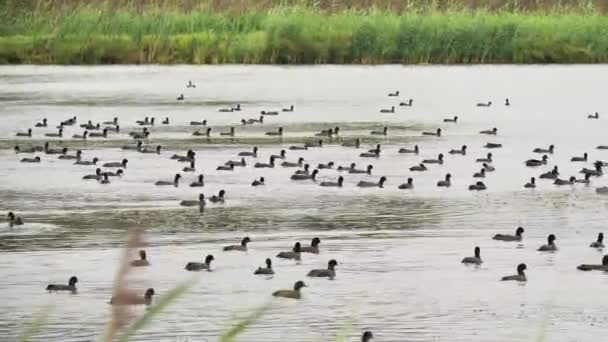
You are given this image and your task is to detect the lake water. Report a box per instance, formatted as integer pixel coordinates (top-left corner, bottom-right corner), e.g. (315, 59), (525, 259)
(1, 65), (608, 342)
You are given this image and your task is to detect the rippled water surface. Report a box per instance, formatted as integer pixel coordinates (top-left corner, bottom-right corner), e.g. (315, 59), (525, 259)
(1, 65), (608, 341)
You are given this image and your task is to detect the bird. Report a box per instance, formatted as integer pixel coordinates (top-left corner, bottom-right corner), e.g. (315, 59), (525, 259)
(271, 150), (286, 159)
(190, 174), (204, 187)
(74, 157), (99, 166)
(20, 156), (41, 163)
(187, 80), (196, 88)
(349, 164), (373, 175)
(223, 237), (250, 251)
(476, 153), (492, 163)
(493, 227), (525, 241)
(505, 98), (511, 106)
(265, 127), (283, 136)
(449, 145), (467, 155)
(370, 127), (388, 135)
(307, 259), (338, 279)
(422, 154), (444, 164)
(461, 247), (482, 265)
(300, 237), (321, 254)
(539, 166), (559, 179)
(99, 173), (111, 184)
(44, 128), (63, 138)
(185, 255), (214, 271)
(399, 99), (413, 106)
(82, 169), (102, 180)
(102, 159), (128, 168)
(35, 118), (48, 127)
(477, 101), (492, 107)
(282, 157), (305, 168)
(443, 116), (458, 123)
(357, 176), (387, 188)
(272, 281), (306, 299)
(238, 146), (258, 157)
(437, 173), (452, 187)
(277, 242), (302, 260)
(361, 331), (374, 342)
(291, 169), (319, 181)
(162, 117), (169, 125)
(337, 163), (356, 172)
(388, 90), (399, 96)
(209, 190), (226, 203)
(140, 145), (162, 154)
(588, 112), (599, 119)
(254, 258), (274, 275)
(190, 119), (207, 126)
(320, 176), (344, 187)
(379, 106), (395, 113)
(88, 128), (108, 138)
(317, 161), (334, 169)
(473, 169), (486, 178)
(155, 174), (181, 187)
(538, 234), (557, 252)
(251, 177), (265, 186)
(58, 150), (82, 160)
(261, 110), (279, 115)
(16, 128), (32, 137)
(183, 161), (196, 172)
(180, 194), (206, 207)
(130, 250), (150, 267)
(570, 153), (588, 162)
(342, 138), (361, 148)
(422, 128), (441, 136)
(282, 105), (294, 112)
(398, 178), (414, 189)
(501, 264), (527, 281)
(216, 163), (235, 171)
(7, 212), (24, 226)
(479, 127), (498, 135)
(484, 142), (502, 149)
(110, 288), (155, 305)
(525, 155), (548, 167)
(46, 276), (78, 293)
(578, 255), (608, 271)
(468, 181), (487, 191)
(219, 127), (235, 136)
(177, 94), (184, 101)
(590, 233), (604, 248)
(554, 176), (576, 186)
(533, 145), (554, 154)
(409, 164), (427, 172)
(399, 145), (419, 154)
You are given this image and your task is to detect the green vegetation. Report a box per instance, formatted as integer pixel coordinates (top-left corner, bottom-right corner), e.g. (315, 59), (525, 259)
(1, 0), (607, 64)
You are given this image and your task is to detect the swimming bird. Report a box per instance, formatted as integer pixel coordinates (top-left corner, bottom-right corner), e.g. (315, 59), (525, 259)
(437, 173), (452, 187)
(588, 112), (599, 119)
(493, 227), (525, 242)
(360, 150), (380, 158)
(83, 168), (102, 180)
(187, 80), (196, 88)
(272, 281), (306, 299)
(282, 105), (294, 112)
(130, 130), (150, 140)
(209, 190), (226, 203)
(409, 164), (427, 172)
(219, 107), (233, 113)
(155, 173), (181, 187)
(35, 118), (48, 127)
(223, 237), (250, 251)
(318, 161), (334, 169)
(501, 264), (527, 281)
(289, 145), (308, 151)
(379, 106), (395, 114)
(575, 173), (591, 184)
(135, 117), (150, 125)
(525, 177), (536, 188)
(307, 259), (338, 279)
(338, 163), (356, 172)
(483, 163), (495, 172)
(110, 288), (155, 305)
(590, 233), (604, 248)
(468, 181), (487, 191)
(539, 166), (559, 180)
(80, 121), (100, 130)
(422, 153), (444, 164)
(180, 194), (206, 207)
(479, 127), (498, 135)
(44, 143), (67, 155)
(462, 247), (482, 264)
(265, 127), (283, 136)
(484, 142), (502, 149)
(533, 145), (554, 154)
(190, 175), (205, 187)
(580, 162), (603, 177)
(305, 139), (323, 148)
(72, 131), (88, 139)
(177, 94), (184, 101)
(449, 145), (467, 155)
(185, 255), (214, 272)
(342, 138), (361, 148)
(14, 145), (37, 153)
(370, 127), (388, 135)
(349, 164), (373, 175)
(216, 163), (234, 171)
(538, 234), (557, 252)
(254, 258), (274, 275)
(398, 177), (414, 189)
(254, 156), (276, 168)
(422, 128), (441, 137)
(172, 150), (195, 162)
(277, 242), (302, 260)
(571, 153), (588, 162)
(525, 155), (548, 167)
(104, 125), (119, 133)
(554, 176), (576, 185)
(140, 145), (161, 154)
(74, 157), (99, 166)
(46, 276), (78, 293)
(190, 119), (207, 126)
(20, 156), (41, 163)
(103, 159), (128, 168)
(232, 104), (241, 111)
(104, 169), (124, 177)
(219, 127), (235, 136)
(282, 157), (304, 168)
(301, 237), (321, 253)
(60, 116), (77, 126)
(59, 149), (82, 160)
(388, 90), (399, 97)
(361, 331), (374, 342)
(122, 141), (143, 151)
(261, 110), (279, 115)
(399, 145), (419, 154)
(16, 129), (32, 137)
(225, 158), (246, 167)
(473, 169), (486, 178)
(476, 153), (492, 163)
(291, 169), (319, 181)
(7, 212), (24, 226)
(103, 117), (118, 125)
(295, 164), (310, 175)
(400, 99), (413, 106)
(597, 145), (608, 150)
(443, 116), (458, 123)
(271, 150), (286, 160)
(99, 173), (111, 184)
(44, 128), (63, 138)
(477, 101), (492, 107)
(320, 176), (344, 187)
(131, 250), (150, 267)
(505, 98), (510, 106)
(252, 177), (265, 186)
(578, 255), (608, 271)
(357, 176), (387, 188)
(238, 146), (258, 157)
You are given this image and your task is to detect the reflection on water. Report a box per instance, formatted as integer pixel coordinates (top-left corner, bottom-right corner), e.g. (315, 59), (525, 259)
(1, 65), (608, 341)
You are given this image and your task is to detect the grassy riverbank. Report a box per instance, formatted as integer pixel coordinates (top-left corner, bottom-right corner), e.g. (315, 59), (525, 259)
(1, 0), (608, 64)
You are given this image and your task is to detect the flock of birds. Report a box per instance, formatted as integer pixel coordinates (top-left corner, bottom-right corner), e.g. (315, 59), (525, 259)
(6, 80), (608, 341)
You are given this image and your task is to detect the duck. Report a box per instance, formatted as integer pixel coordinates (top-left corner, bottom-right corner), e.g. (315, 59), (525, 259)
(349, 164), (373, 175)
(254, 258), (274, 275)
(533, 145), (554, 154)
(357, 176), (387, 188)
(479, 127), (498, 135)
(571, 153), (588, 162)
(44, 128), (63, 138)
(44, 144), (67, 155)
(277, 242), (302, 260)
(307, 259), (338, 279)
(121, 141), (143, 151)
(538, 234), (557, 252)
(225, 158), (246, 167)
(185, 255), (214, 271)
(597, 145), (608, 150)
(282, 157), (305, 168)
(254, 156), (276, 168)
(82, 168), (102, 180)
(473, 169), (486, 178)
(360, 150), (380, 158)
(320, 176), (344, 187)
(46, 276), (78, 293)
(422, 153), (444, 164)
(409, 164), (427, 172)
(104, 169), (124, 177)
(110, 288), (155, 305)
(291, 169), (319, 181)
(219, 127), (235, 137)
(379, 106), (395, 114)
(219, 107), (233, 113)
(130, 250), (150, 267)
(580, 162), (603, 177)
(177, 94), (184, 101)
(493, 227), (525, 241)
(370, 127), (388, 136)
(388, 90), (399, 97)
(525, 155), (548, 167)
(477, 101), (492, 107)
(305, 140), (324, 148)
(130, 130), (150, 140)
(317, 161), (334, 169)
(14, 145), (37, 153)
(437, 173), (452, 187)
(7, 212), (24, 226)
(399, 145), (419, 154)
(300, 237), (321, 253)
(398, 177), (414, 189)
(590, 233), (604, 248)
(232, 104), (242, 111)
(209, 190), (226, 203)
(190, 119), (207, 126)
(588, 112), (599, 119)
(476, 153), (492, 163)
(539, 166), (559, 180)
(175, 151), (196, 163)
(399, 99), (413, 106)
(271, 150), (286, 160)
(272, 281), (306, 299)
(282, 105), (294, 112)
(483, 163), (495, 172)
(155, 173), (181, 187)
(265, 127), (284, 136)
(16, 129), (32, 137)
(443, 116), (458, 123)
(316, 127), (340, 137)
(244, 116), (264, 125)
(342, 138), (361, 148)
(449, 145), (467, 155)
(361, 331), (374, 342)
(180, 194), (206, 207)
(554, 176), (576, 185)
(190, 175), (204, 187)
(74, 157), (99, 166)
(59, 150), (82, 160)
(289, 145), (308, 151)
(251, 177), (265, 186)
(135, 117), (150, 125)
(20, 156), (41, 163)
(99, 173), (111, 184)
(60, 116), (77, 126)
(501, 264), (527, 281)
(72, 131), (88, 139)
(35, 118), (48, 127)
(505, 98), (510, 106)
(484, 142), (502, 149)
(103, 159), (128, 168)
(468, 181), (487, 191)
(294, 164), (311, 175)
(103, 117), (118, 125)
(80, 121), (100, 129)
(261, 110), (279, 115)
(524, 177), (536, 188)
(223, 237), (250, 251)
(216, 163), (234, 171)
(422, 128), (441, 137)
(140, 145), (161, 154)
(461, 246), (482, 264)
(187, 80), (196, 88)
(577, 255), (608, 271)
(105, 125), (119, 133)
(575, 173), (591, 184)
(238, 146), (258, 157)
(337, 163), (356, 172)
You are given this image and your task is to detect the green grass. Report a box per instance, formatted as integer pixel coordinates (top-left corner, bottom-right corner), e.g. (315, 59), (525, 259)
(1, 1), (607, 64)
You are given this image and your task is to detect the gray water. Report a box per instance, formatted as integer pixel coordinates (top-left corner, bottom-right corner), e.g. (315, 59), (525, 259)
(1, 65), (608, 342)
